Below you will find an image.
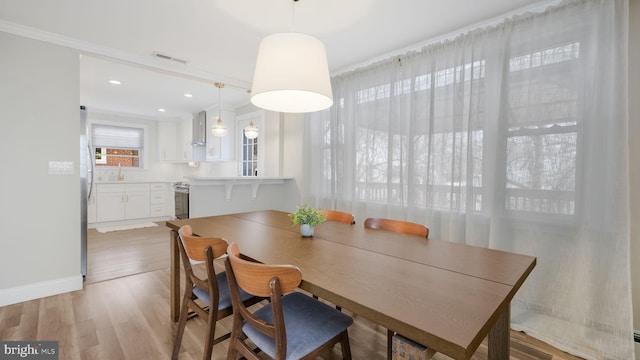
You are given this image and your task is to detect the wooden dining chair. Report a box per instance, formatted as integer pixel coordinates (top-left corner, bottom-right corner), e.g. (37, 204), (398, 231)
(322, 210), (356, 224)
(363, 217), (429, 359)
(172, 225), (262, 360)
(225, 243), (354, 360)
(363, 217), (429, 238)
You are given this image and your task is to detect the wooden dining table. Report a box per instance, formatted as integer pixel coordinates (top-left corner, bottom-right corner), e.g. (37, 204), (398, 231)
(166, 210), (536, 360)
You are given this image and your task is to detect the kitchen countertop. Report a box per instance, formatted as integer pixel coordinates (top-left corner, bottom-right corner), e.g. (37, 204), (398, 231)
(184, 176), (293, 181)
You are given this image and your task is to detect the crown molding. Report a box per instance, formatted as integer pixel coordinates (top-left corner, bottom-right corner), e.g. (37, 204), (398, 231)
(0, 20), (251, 90)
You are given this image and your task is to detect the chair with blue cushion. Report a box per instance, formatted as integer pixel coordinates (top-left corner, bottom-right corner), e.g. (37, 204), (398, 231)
(224, 242), (353, 360)
(172, 225), (262, 360)
(363, 217), (429, 359)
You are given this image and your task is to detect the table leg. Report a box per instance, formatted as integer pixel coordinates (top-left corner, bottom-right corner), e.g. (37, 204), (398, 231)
(488, 304), (510, 360)
(170, 229), (180, 322)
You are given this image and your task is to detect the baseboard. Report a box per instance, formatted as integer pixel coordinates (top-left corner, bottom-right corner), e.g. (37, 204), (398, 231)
(0, 275), (83, 307)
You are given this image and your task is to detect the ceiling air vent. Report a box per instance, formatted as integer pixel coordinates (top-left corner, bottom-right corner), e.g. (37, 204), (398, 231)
(152, 52), (188, 65)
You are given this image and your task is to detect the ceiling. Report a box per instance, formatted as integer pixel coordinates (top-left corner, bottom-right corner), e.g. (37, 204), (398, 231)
(0, 0), (553, 120)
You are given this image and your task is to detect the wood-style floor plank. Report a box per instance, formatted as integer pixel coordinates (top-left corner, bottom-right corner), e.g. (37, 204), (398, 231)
(0, 225), (583, 360)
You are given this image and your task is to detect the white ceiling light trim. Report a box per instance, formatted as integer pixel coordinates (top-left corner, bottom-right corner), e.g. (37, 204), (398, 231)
(250, 32), (333, 113)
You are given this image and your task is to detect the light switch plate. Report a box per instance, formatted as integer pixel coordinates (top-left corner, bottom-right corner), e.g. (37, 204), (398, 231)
(49, 161), (74, 175)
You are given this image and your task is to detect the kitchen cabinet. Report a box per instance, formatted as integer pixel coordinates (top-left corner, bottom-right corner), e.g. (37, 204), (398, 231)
(96, 183), (150, 222)
(206, 109), (236, 161)
(149, 183), (171, 217)
(178, 117), (205, 162)
(179, 118), (193, 161)
(158, 121), (178, 161)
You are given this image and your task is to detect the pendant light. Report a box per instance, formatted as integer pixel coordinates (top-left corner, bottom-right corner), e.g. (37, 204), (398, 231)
(244, 121), (259, 139)
(250, 0), (333, 113)
(211, 82), (228, 137)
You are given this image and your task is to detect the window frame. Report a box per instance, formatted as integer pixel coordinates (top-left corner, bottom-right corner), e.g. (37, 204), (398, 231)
(236, 111), (264, 177)
(89, 119), (148, 170)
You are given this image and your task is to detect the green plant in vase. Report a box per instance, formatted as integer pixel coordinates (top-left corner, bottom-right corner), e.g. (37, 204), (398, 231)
(288, 205), (326, 237)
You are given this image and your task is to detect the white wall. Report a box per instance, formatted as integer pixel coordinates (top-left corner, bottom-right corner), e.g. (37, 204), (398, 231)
(0, 32), (83, 305)
(629, 0), (640, 355)
(282, 113), (305, 199)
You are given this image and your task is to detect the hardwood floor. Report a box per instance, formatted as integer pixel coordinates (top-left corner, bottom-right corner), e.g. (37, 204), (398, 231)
(85, 223), (170, 284)
(0, 225), (583, 359)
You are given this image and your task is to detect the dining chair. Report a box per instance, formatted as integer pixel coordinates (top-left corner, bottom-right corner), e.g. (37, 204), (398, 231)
(363, 217), (429, 359)
(172, 225), (262, 360)
(224, 242), (354, 360)
(363, 217), (429, 238)
(321, 209), (356, 224)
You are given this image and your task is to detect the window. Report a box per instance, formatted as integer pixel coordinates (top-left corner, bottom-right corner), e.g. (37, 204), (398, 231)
(237, 111), (264, 177)
(504, 42), (581, 217)
(241, 134), (258, 176)
(91, 123), (145, 169)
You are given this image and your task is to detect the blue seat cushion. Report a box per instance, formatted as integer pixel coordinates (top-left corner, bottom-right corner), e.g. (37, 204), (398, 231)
(243, 292), (353, 360)
(192, 271), (253, 310)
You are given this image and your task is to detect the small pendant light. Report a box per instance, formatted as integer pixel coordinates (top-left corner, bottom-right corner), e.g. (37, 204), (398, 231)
(211, 82), (228, 137)
(244, 121), (259, 139)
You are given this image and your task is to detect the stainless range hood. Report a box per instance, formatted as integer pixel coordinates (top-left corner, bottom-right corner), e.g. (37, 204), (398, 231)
(192, 111), (206, 146)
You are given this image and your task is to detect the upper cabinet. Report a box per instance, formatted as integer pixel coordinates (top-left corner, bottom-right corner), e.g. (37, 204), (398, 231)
(206, 108), (236, 162)
(177, 117), (205, 162)
(158, 121), (178, 161)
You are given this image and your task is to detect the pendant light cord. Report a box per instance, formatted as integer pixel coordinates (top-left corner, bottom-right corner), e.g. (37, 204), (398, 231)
(291, 0), (299, 31)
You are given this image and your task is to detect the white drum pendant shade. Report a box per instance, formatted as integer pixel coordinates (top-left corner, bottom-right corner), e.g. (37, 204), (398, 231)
(251, 33), (333, 113)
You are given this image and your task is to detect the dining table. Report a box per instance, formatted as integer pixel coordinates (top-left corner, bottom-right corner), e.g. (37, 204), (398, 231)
(165, 210), (536, 360)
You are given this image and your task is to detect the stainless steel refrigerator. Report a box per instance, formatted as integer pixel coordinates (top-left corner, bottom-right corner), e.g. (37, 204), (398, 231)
(79, 105), (93, 278)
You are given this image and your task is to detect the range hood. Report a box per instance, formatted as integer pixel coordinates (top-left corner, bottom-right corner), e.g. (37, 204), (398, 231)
(192, 111), (206, 146)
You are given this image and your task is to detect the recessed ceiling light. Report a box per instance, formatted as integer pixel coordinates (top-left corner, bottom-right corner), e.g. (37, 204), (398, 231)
(109, 80), (121, 85)
(184, 93), (193, 98)
(158, 108), (166, 112)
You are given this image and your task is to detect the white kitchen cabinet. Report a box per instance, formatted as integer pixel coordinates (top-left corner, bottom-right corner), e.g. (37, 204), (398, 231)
(178, 117), (206, 162)
(206, 109), (236, 161)
(149, 183), (170, 217)
(158, 121), (178, 161)
(179, 118), (193, 161)
(124, 185), (151, 219)
(96, 183), (150, 222)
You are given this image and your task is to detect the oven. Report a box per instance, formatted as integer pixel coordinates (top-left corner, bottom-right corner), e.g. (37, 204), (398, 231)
(173, 182), (189, 219)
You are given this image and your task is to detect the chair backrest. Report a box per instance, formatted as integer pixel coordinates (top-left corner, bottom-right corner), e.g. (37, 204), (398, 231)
(225, 243), (302, 359)
(177, 225), (229, 291)
(322, 210), (356, 224)
(363, 218), (429, 238)
(226, 243), (301, 297)
(178, 225), (228, 262)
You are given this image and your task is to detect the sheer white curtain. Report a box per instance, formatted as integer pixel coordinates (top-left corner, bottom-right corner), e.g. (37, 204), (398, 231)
(304, 0), (632, 359)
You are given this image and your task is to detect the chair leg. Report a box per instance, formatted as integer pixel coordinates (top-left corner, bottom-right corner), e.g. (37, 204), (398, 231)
(340, 331), (352, 360)
(172, 295), (191, 360)
(226, 314), (243, 360)
(202, 311), (215, 360)
(387, 329), (394, 360)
